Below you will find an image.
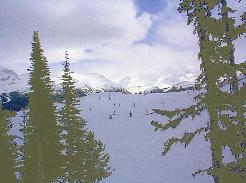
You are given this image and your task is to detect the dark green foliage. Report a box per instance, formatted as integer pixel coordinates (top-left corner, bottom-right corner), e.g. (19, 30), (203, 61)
(166, 86), (194, 93)
(82, 131), (111, 183)
(52, 88), (89, 103)
(162, 127), (208, 156)
(1, 92), (28, 111)
(152, 1), (246, 182)
(59, 52), (111, 183)
(22, 31), (63, 183)
(0, 101), (17, 183)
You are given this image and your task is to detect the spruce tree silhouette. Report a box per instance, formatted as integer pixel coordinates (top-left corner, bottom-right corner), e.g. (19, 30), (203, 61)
(0, 100), (17, 183)
(209, 1), (246, 182)
(151, 1), (246, 183)
(82, 131), (111, 183)
(23, 31), (63, 183)
(59, 51), (111, 183)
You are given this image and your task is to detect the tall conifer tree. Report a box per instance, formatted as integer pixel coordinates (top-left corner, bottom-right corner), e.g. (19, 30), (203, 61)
(0, 100), (17, 183)
(23, 31), (62, 183)
(151, 1), (246, 182)
(60, 52), (111, 183)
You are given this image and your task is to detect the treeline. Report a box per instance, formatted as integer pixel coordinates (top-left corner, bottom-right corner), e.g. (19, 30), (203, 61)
(151, 1), (246, 183)
(1, 92), (29, 111)
(0, 31), (111, 183)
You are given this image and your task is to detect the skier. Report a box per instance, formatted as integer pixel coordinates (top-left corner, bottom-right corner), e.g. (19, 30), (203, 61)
(129, 111), (132, 117)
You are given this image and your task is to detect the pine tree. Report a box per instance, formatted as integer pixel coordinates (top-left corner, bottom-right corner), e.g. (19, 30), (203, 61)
(0, 101), (17, 183)
(59, 52), (111, 183)
(23, 31), (63, 183)
(82, 132), (111, 183)
(151, 1), (246, 182)
(207, 1), (246, 182)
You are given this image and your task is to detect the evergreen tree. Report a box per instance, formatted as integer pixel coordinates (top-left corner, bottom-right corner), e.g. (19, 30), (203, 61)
(82, 132), (111, 183)
(0, 100), (17, 183)
(23, 31), (63, 183)
(208, 1), (246, 181)
(151, 1), (246, 182)
(59, 52), (111, 183)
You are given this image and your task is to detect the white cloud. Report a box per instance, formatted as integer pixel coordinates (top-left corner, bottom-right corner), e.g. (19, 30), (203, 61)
(0, 0), (152, 66)
(66, 0), (200, 82)
(70, 42), (199, 83)
(5, 0), (245, 84)
(157, 20), (197, 48)
(0, 0), (201, 82)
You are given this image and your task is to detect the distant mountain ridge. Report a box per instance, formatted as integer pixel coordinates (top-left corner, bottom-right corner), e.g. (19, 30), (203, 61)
(0, 68), (29, 93)
(0, 67), (197, 95)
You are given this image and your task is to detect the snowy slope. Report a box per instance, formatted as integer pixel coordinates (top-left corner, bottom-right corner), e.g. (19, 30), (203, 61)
(10, 90), (236, 183)
(79, 91), (214, 183)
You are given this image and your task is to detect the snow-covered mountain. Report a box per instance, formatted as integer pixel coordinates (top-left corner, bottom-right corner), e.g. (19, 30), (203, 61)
(0, 67), (197, 94)
(0, 68), (29, 93)
(119, 72), (197, 94)
(54, 73), (124, 93)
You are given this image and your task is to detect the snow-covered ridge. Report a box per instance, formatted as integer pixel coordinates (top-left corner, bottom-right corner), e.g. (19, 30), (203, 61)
(0, 68), (18, 81)
(0, 68), (29, 93)
(54, 72), (124, 93)
(0, 67), (197, 94)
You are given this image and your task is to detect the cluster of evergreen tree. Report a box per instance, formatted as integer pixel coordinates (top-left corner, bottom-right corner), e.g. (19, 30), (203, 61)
(0, 31), (111, 183)
(151, 1), (246, 183)
(1, 92), (29, 112)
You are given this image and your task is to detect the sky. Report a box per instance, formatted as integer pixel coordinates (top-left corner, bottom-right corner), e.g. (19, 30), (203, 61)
(0, 0), (245, 84)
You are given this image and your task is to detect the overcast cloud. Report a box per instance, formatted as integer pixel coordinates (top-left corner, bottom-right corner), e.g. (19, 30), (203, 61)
(0, 0), (245, 83)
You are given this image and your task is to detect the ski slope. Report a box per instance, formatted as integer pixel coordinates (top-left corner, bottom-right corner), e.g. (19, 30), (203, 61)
(10, 90), (232, 182)
(79, 91), (214, 183)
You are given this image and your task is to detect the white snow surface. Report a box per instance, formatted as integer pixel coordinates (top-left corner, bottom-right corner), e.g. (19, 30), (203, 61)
(78, 91), (214, 183)
(9, 87), (237, 183)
